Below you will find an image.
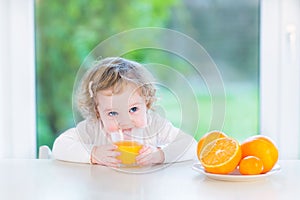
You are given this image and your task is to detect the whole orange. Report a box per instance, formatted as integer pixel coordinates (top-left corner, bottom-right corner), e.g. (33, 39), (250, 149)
(241, 135), (278, 173)
(197, 130), (227, 161)
(239, 156), (264, 175)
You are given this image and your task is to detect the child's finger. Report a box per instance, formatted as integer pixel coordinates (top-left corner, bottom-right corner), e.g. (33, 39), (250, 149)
(136, 154), (152, 166)
(94, 156), (121, 166)
(139, 146), (150, 154)
(136, 149), (153, 165)
(136, 147), (151, 160)
(103, 144), (118, 151)
(105, 157), (121, 165)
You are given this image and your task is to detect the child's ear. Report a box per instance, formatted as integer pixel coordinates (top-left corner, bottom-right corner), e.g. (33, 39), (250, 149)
(94, 104), (100, 119)
(145, 97), (151, 109)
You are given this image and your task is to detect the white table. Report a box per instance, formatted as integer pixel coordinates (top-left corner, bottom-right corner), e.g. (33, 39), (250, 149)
(0, 159), (299, 200)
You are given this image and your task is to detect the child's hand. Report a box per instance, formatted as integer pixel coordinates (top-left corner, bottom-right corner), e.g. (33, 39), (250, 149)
(136, 146), (165, 166)
(91, 145), (121, 167)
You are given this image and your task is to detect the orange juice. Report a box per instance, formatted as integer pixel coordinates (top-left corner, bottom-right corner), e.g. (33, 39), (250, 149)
(115, 141), (143, 166)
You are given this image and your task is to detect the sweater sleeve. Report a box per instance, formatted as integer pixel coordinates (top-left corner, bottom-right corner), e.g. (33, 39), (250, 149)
(148, 113), (198, 163)
(52, 122), (94, 164)
(161, 129), (198, 163)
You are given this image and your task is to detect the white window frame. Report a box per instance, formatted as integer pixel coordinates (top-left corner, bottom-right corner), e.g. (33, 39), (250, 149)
(260, 0), (300, 159)
(0, 0), (36, 158)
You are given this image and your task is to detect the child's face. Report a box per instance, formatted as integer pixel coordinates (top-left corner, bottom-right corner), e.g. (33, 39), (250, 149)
(96, 83), (148, 134)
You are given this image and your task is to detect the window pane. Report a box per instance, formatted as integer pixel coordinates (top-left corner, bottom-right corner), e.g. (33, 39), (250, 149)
(181, 1), (259, 140)
(35, 0), (259, 149)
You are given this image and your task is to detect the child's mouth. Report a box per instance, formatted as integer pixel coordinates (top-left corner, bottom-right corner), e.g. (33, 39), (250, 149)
(121, 128), (132, 135)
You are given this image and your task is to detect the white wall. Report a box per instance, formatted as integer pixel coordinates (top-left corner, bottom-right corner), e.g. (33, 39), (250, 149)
(260, 0), (300, 159)
(0, 0), (36, 158)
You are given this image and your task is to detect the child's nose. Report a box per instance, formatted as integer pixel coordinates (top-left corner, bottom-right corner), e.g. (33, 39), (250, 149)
(117, 114), (132, 127)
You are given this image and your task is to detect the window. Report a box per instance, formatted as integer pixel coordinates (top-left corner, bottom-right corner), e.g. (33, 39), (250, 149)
(35, 0), (259, 150)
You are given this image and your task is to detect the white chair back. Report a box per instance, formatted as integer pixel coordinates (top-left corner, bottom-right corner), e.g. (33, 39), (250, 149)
(38, 145), (52, 159)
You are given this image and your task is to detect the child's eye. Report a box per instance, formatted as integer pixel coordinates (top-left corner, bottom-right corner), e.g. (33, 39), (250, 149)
(129, 107), (138, 113)
(108, 111), (118, 116)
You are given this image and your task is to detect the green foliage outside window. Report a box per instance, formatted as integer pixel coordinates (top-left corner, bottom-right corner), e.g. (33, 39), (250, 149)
(35, 0), (259, 150)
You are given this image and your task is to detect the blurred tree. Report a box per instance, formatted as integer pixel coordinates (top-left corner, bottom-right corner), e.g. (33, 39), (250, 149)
(170, 0), (259, 81)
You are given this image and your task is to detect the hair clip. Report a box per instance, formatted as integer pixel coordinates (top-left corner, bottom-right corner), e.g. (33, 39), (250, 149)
(88, 81), (94, 98)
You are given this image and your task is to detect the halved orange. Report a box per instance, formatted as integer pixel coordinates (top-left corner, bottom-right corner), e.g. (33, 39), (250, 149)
(197, 130), (227, 161)
(200, 137), (241, 174)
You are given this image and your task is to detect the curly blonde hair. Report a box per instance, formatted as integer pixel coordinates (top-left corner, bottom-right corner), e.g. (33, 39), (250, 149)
(76, 57), (157, 119)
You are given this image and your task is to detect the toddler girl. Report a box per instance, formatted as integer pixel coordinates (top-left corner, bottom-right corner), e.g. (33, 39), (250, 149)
(52, 57), (197, 167)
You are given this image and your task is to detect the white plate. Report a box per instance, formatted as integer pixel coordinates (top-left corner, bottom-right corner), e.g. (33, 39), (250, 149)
(192, 163), (281, 182)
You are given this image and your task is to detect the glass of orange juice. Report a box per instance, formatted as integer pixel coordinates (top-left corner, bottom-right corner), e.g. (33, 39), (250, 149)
(115, 140), (143, 167)
(111, 131), (143, 167)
